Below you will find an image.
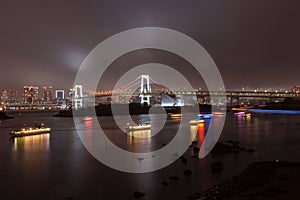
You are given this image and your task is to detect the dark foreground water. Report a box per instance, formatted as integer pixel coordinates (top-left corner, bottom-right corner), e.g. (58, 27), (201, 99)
(0, 111), (299, 199)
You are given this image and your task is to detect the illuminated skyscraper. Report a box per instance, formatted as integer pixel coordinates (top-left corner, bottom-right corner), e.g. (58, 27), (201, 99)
(23, 86), (39, 104)
(9, 90), (18, 102)
(0, 90), (9, 103)
(43, 86), (53, 102)
(1, 90), (18, 103)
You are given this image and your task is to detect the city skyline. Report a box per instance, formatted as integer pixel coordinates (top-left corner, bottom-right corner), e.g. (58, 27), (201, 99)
(0, 83), (296, 98)
(0, 1), (300, 91)
(0, 86), (71, 103)
(0, 82), (298, 105)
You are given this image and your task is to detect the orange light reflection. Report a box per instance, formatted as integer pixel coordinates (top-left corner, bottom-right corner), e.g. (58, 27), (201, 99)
(197, 122), (205, 146)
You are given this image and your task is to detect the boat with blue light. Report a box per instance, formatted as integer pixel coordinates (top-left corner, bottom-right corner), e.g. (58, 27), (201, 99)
(198, 114), (213, 119)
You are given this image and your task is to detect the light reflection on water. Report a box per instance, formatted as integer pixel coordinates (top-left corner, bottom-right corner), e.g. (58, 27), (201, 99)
(0, 112), (299, 199)
(198, 122), (205, 145)
(83, 118), (93, 128)
(127, 130), (152, 144)
(12, 133), (50, 152)
(189, 120), (206, 150)
(190, 125), (198, 142)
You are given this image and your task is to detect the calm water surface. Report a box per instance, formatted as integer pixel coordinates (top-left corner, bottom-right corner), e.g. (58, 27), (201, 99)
(0, 111), (299, 199)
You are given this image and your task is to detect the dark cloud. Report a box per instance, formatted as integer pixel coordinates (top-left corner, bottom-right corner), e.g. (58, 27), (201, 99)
(0, 0), (299, 91)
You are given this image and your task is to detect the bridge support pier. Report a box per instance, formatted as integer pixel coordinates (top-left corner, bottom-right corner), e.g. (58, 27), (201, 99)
(140, 94), (151, 105)
(197, 96), (205, 104)
(74, 99), (82, 110)
(229, 95), (240, 107)
(140, 75), (151, 105)
(73, 85), (83, 109)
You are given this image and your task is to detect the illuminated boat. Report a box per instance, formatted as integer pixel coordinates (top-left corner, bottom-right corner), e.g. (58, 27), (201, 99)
(189, 119), (198, 125)
(212, 112), (226, 116)
(198, 114), (213, 119)
(127, 124), (151, 131)
(203, 114), (213, 119)
(83, 116), (92, 121)
(234, 111), (245, 115)
(231, 107), (248, 111)
(168, 113), (182, 119)
(234, 112), (251, 117)
(189, 119), (205, 125)
(9, 126), (51, 137)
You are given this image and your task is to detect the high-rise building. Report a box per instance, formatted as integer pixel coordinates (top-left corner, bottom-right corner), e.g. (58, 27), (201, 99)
(43, 86), (53, 102)
(9, 90), (18, 102)
(1, 90), (19, 103)
(23, 86), (39, 104)
(1, 90), (9, 103)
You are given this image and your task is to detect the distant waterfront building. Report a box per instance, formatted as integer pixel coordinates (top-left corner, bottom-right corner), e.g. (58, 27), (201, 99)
(10, 90), (18, 102)
(43, 86), (53, 102)
(291, 85), (300, 93)
(0, 90), (9, 103)
(23, 86), (39, 104)
(0, 90), (18, 103)
(67, 88), (75, 98)
(160, 93), (184, 107)
(55, 90), (65, 100)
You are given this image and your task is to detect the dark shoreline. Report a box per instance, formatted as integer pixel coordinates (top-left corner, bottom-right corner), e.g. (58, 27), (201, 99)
(263, 98), (300, 110)
(189, 160), (300, 200)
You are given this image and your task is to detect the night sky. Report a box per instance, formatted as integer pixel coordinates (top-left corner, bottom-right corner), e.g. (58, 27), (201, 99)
(1, 0), (299, 91)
